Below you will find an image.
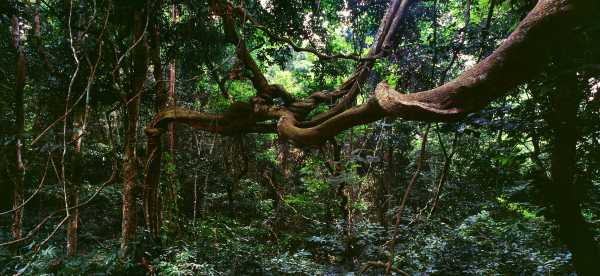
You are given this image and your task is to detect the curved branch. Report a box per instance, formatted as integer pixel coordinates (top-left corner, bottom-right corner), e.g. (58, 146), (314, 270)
(150, 0), (414, 137)
(375, 0), (594, 119)
(146, 106), (277, 135)
(217, 1), (292, 103)
(149, 0), (597, 147)
(287, 0), (414, 125)
(278, 99), (385, 145)
(279, 0), (599, 145)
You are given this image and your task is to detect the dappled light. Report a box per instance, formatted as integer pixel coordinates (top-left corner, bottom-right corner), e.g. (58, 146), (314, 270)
(1, 0), (599, 274)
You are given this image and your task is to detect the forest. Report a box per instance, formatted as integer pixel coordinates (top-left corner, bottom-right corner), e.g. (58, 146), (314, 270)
(1, 0), (599, 274)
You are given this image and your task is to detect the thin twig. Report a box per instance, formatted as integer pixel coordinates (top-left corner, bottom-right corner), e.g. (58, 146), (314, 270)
(31, 5), (110, 146)
(233, 4), (376, 62)
(384, 124), (430, 275)
(112, 11), (150, 76)
(0, 156), (50, 216)
(0, 167), (118, 247)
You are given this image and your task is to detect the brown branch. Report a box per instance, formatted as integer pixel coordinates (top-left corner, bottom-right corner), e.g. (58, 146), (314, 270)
(217, 1), (281, 101)
(296, 0), (414, 124)
(222, 0), (410, 112)
(146, 106), (278, 136)
(0, 165), (118, 247)
(0, 156), (50, 216)
(385, 124), (430, 274)
(147, 0), (597, 149)
(279, 0), (599, 145)
(428, 132), (459, 216)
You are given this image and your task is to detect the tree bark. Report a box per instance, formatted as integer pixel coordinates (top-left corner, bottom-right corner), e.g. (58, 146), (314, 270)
(546, 74), (600, 275)
(67, 111), (83, 256)
(144, 1), (165, 238)
(121, 9), (148, 253)
(167, 1), (178, 156)
(377, 145), (394, 228)
(143, 130), (162, 237)
(11, 13), (27, 242)
(165, 1), (178, 231)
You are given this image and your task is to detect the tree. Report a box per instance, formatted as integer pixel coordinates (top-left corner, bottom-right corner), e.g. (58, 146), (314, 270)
(10, 6), (27, 242)
(121, 6), (149, 253)
(546, 73), (598, 275)
(144, 0), (600, 273)
(147, 0), (598, 144)
(0, 0), (598, 274)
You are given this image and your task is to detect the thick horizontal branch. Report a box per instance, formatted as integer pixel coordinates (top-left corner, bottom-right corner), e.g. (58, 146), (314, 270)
(148, 0), (597, 146)
(374, 0), (595, 119)
(278, 99), (386, 145)
(146, 105), (278, 136)
(278, 0), (599, 145)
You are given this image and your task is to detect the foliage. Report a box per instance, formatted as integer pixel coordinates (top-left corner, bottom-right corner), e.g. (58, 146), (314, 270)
(1, 0), (598, 274)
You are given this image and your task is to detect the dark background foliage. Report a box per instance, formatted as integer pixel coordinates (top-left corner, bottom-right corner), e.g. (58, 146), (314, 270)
(1, 0), (598, 274)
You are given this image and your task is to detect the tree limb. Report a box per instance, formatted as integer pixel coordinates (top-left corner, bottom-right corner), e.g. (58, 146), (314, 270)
(281, 0), (599, 145)
(148, 0), (599, 147)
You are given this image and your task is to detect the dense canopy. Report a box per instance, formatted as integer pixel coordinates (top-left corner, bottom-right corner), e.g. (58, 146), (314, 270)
(1, 0), (599, 274)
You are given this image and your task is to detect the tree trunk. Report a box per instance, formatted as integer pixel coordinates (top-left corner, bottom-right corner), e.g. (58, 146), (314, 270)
(11, 13), (27, 242)
(546, 74), (600, 275)
(143, 131), (162, 237)
(277, 139), (290, 179)
(377, 145), (394, 228)
(121, 9), (148, 253)
(67, 111), (83, 256)
(226, 138), (248, 214)
(143, 2), (165, 238)
(330, 141), (350, 222)
(165, 1), (178, 230)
